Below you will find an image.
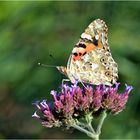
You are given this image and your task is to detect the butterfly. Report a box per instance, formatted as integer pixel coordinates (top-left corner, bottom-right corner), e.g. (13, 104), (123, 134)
(55, 19), (118, 86)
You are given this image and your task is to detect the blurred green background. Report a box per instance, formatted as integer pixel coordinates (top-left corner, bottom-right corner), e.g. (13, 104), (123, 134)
(0, 1), (140, 139)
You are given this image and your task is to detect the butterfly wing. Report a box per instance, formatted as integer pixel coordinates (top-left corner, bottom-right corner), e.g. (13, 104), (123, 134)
(66, 19), (118, 85)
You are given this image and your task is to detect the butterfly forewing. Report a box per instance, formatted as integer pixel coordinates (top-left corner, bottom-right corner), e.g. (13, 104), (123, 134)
(58, 19), (118, 85)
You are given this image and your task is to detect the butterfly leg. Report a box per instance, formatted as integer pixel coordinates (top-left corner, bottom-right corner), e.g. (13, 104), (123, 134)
(76, 76), (88, 90)
(80, 81), (88, 89)
(62, 79), (70, 85)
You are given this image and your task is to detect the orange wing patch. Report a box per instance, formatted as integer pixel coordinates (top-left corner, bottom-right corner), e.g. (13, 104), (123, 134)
(72, 42), (103, 61)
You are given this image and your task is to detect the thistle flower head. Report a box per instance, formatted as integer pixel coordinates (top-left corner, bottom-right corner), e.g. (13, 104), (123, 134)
(32, 83), (133, 128)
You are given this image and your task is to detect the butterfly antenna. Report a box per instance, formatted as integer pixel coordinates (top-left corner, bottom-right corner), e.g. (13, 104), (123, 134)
(38, 63), (58, 68)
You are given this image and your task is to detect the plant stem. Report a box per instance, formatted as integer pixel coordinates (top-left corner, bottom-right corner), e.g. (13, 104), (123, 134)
(96, 110), (107, 135)
(71, 110), (107, 139)
(72, 124), (97, 139)
(87, 122), (95, 134)
(86, 113), (96, 134)
(94, 134), (99, 140)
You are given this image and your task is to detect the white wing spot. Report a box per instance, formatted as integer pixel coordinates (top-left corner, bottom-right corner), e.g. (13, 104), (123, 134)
(72, 48), (77, 53)
(92, 64), (99, 70)
(95, 35), (99, 40)
(95, 21), (102, 29)
(81, 33), (92, 41)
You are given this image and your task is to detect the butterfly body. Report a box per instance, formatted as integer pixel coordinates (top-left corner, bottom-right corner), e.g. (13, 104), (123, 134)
(57, 19), (118, 86)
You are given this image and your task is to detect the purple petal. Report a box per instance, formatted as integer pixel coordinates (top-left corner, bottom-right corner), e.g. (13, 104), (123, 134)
(50, 90), (57, 101)
(115, 83), (120, 90)
(54, 100), (63, 111)
(50, 90), (57, 96)
(40, 100), (49, 110)
(125, 84), (134, 94)
(32, 100), (41, 110)
(32, 111), (40, 119)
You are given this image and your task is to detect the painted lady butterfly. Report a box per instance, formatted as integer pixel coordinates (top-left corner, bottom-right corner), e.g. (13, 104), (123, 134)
(57, 19), (118, 86)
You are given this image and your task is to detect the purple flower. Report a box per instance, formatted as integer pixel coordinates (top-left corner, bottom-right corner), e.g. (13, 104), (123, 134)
(92, 85), (105, 111)
(32, 83), (133, 128)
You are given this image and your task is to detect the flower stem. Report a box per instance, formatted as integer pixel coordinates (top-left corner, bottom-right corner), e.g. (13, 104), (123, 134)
(71, 111), (107, 139)
(96, 110), (107, 135)
(85, 113), (96, 134)
(72, 124), (98, 139)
